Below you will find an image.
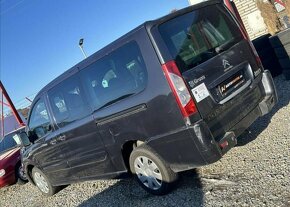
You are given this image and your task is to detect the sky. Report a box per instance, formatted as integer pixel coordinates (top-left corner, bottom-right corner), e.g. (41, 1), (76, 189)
(0, 0), (189, 109)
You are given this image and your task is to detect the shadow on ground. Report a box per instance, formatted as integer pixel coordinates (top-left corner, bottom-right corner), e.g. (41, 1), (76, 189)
(236, 76), (289, 146)
(78, 169), (203, 207)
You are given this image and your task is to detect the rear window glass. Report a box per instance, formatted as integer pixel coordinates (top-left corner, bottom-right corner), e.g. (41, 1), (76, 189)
(158, 5), (243, 73)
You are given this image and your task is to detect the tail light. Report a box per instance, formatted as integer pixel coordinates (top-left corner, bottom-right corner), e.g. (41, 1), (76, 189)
(161, 61), (197, 117)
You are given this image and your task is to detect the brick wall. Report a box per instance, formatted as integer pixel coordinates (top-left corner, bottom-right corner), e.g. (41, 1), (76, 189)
(233, 0), (269, 39)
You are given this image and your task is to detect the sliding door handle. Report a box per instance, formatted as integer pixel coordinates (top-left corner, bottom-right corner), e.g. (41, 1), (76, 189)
(57, 134), (66, 141)
(50, 139), (57, 145)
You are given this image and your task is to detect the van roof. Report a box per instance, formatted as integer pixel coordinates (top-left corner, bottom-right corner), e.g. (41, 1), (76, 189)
(33, 0), (220, 101)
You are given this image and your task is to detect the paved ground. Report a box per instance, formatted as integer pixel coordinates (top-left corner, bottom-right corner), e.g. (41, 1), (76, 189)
(0, 75), (289, 207)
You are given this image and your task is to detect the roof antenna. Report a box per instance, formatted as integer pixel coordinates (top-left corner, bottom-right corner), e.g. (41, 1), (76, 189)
(78, 38), (87, 58)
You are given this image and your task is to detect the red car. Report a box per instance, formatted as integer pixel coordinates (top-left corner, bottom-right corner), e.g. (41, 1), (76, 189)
(0, 127), (27, 187)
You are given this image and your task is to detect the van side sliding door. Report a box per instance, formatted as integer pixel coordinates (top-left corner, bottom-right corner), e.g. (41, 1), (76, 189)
(47, 74), (112, 183)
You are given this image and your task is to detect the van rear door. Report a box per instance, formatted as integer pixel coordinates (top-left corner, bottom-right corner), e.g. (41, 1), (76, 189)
(153, 3), (263, 139)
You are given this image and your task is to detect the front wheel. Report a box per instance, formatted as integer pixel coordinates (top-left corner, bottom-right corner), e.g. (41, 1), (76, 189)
(129, 145), (178, 195)
(16, 163), (28, 184)
(32, 167), (59, 196)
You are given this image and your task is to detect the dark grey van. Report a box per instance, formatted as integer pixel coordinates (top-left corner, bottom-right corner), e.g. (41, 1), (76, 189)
(20, 0), (277, 196)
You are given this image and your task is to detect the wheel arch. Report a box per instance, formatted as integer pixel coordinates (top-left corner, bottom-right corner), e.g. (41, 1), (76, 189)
(121, 140), (144, 172)
(26, 164), (36, 185)
(14, 161), (22, 179)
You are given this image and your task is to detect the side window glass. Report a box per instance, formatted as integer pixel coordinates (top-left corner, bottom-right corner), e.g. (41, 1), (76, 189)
(0, 141), (3, 153)
(4, 136), (17, 149)
(48, 75), (90, 128)
(102, 70), (116, 88)
(80, 41), (147, 110)
(28, 99), (51, 139)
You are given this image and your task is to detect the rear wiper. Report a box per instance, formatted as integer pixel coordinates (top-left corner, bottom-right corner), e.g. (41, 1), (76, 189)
(97, 93), (134, 111)
(214, 39), (236, 54)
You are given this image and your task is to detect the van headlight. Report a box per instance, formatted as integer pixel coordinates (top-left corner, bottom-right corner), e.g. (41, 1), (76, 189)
(0, 169), (5, 177)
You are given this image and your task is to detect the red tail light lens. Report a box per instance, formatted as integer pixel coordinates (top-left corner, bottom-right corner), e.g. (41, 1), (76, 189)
(161, 61), (197, 117)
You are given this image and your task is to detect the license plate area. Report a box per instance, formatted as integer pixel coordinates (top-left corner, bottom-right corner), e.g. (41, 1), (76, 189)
(218, 71), (245, 97)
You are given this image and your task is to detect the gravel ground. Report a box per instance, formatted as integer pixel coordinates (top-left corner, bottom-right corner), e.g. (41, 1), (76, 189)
(1, 75), (289, 207)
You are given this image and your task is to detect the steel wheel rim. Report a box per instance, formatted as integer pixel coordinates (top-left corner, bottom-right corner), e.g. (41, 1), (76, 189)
(18, 165), (27, 180)
(34, 172), (49, 193)
(134, 156), (162, 190)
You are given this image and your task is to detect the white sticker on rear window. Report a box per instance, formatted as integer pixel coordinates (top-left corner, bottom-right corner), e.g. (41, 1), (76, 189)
(191, 83), (210, 103)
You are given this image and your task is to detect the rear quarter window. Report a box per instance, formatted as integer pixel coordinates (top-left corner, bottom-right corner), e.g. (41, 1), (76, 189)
(158, 4), (243, 73)
(79, 41), (147, 111)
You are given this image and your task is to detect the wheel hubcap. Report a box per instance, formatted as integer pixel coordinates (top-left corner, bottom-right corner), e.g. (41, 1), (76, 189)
(34, 172), (49, 193)
(134, 156), (162, 190)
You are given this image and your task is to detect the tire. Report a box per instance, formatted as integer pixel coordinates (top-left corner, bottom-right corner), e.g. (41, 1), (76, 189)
(261, 57), (283, 77)
(129, 145), (178, 195)
(252, 34), (271, 51)
(32, 167), (59, 196)
(276, 29), (290, 45)
(274, 47), (289, 59)
(256, 47), (274, 59)
(283, 70), (290, 80)
(270, 30), (290, 48)
(269, 35), (283, 48)
(284, 43), (290, 55)
(279, 58), (290, 69)
(15, 163), (28, 185)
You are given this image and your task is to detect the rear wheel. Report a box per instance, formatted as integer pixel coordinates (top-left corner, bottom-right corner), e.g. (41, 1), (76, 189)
(279, 58), (290, 69)
(32, 167), (59, 196)
(283, 70), (290, 80)
(129, 145), (178, 195)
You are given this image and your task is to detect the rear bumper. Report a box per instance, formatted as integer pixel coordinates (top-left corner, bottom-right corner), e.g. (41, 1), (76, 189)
(147, 125), (222, 172)
(258, 70), (278, 116)
(148, 71), (277, 172)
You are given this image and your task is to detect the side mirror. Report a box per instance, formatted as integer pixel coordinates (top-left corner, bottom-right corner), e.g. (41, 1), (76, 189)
(19, 132), (32, 147)
(34, 126), (47, 138)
